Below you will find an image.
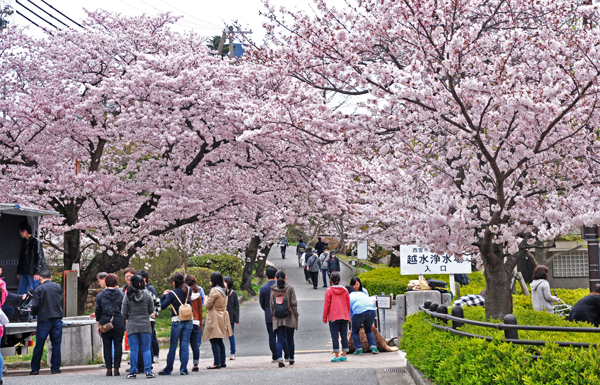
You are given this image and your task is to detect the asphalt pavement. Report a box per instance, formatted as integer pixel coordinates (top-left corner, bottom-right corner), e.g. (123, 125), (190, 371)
(4, 246), (412, 385)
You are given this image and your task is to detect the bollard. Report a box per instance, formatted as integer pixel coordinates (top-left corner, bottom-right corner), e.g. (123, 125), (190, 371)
(429, 302), (439, 312)
(437, 305), (448, 324)
(451, 306), (464, 329)
(424, 300), (432, 309)
(504, 314), (519, 340)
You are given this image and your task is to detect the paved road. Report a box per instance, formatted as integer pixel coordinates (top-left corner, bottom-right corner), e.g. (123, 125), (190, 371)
(5, 246), (412, 384)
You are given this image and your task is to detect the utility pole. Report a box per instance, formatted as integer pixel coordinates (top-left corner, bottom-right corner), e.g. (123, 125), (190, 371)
(218, 25), (252, 58)
(583, 225), (600, 292)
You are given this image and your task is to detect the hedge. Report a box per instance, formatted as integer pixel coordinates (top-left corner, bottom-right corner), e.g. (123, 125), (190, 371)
(402, 299), (600, 384)
(357, 267), (486, 296)
(188, 253), (243, 290)
(169, 267), (213, 295)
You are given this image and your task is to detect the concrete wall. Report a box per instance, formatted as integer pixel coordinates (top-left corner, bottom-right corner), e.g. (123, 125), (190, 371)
(396, 291), (451, 338)
(46, 318), (102, 367)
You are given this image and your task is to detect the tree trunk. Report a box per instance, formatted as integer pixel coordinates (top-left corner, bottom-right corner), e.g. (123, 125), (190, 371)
(255, 243), (272, 279)
(483, 262), (513, 320)
(241, 236), (260, 293)
(388, 246), (400, 267)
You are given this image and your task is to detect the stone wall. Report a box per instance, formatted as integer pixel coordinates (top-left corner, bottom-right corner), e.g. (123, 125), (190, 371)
(85, 287), (103, 312)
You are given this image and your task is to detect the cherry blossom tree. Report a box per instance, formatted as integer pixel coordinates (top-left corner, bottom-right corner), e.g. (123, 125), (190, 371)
(259, 0), (600, 318)
(0, 12), (336, 310)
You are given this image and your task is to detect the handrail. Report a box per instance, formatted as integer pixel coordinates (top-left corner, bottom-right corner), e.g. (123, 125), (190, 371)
(419, 306), (600, 333)
(419, 300), (600, 348)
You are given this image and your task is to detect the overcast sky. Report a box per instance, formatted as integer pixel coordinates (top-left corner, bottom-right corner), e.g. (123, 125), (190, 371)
(2, 0), (343, 42)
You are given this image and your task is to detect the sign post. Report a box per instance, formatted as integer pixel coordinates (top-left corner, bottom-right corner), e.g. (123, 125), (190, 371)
(376, 294), (392, 338)
(400, 245), (471, 294)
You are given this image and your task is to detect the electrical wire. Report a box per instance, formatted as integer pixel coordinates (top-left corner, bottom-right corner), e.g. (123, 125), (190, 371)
(157, 0), (222, 28)
(15, 0), (59, 29)
(136, 0), (218, 30)
(26, 0), (70, 28)
(15, 9), (40, 27)
(39, 0), (84, 28)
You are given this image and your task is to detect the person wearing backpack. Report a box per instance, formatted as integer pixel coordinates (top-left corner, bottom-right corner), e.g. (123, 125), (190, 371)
(307, 250), (322, 289)
(122, 275), (155, 379)
(296, 239), (306, 267)
(203, 272), (232, 369)
(224, 276), (240, 360)
(322, 271), (351, 362)
(159, 272), (193, 375)
(270, 270), (299, 368)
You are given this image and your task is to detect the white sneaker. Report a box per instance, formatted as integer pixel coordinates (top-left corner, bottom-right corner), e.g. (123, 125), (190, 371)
(230, 354), (236, 360)
(152, 356), (159, 363)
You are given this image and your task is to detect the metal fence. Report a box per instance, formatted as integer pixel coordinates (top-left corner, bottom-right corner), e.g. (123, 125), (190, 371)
(419, 300), (600, 348)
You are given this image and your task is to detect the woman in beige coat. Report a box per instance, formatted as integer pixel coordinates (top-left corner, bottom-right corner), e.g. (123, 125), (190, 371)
(202, 272), (232, 369)
(270, 270), (299, 367)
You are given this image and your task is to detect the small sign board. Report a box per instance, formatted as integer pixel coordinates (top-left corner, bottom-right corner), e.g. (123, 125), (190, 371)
(376, 295), (392, 309)
(357, 241), (368, 260)
(400, 245), (471, 275)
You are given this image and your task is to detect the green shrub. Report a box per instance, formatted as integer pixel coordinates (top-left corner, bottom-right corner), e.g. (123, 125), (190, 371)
(358, 268), (486, 296)
(168, 267), (213, 295)
(401, 311), (600, 385)
(188, 253), (243, 289)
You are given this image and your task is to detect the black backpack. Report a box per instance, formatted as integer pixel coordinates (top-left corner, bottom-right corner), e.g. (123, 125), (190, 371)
(455, 274), (470, 286)
(298, 244), (306, 253)
(272, 287), (291, 319)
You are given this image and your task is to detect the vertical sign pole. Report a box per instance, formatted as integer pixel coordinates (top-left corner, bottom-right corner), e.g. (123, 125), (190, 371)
(449, 274), (456, 297)
(584, 226), (600, 292)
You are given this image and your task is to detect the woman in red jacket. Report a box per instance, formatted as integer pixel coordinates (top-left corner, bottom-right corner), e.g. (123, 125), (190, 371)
(322, 271), (351, 362)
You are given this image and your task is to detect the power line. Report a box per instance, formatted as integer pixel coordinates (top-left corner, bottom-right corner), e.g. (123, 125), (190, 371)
(26, 0), (69, 29)
(157, 0), (222, 28)
(15, 9), (39, 27)
(136, 0), (215, 29)
(15, 0), (59, 29)
(39, 0), (83, 28)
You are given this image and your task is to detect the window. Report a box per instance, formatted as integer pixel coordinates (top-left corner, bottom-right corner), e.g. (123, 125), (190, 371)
(553, 250), (588, 278)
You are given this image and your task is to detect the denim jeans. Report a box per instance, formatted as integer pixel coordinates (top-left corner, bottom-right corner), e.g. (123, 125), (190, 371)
(128, 332), (152, 374)
(310, 271), (319, 288)
(228, 323), (236, 355)
(0, 348), (3, 380)
(321, 269), (328, 287)
(32, 318), (62, 372)
(189, 324), (202, 364)
(351, 310), (377, 350)
(276, 326), (295, 361)
(101, 329), (124, 369)
(209, 338), (226, 367)
(17, 275), (38, 294)
(329, 320), (349, 352)
(163, 320), (193, 374)
(266, 322), (288, 360)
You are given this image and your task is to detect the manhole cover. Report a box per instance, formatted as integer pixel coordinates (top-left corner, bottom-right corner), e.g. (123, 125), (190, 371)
(384, 368), (407, 373)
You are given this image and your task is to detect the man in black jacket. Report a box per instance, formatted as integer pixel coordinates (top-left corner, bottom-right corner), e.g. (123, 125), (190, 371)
(30, 270), (63, 375)
(17, 222), (47, 294)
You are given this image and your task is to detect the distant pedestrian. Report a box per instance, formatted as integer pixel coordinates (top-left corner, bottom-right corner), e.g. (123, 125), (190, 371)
(280, 236), (289, 259)
(531, 265), (558, 313)
(296, 239), (306, 267)
(97, 272), (108, 288)
(30, 270), (63, 375)
(300, 248), (313, 284)
(328, 253), (341, 275)
(259, 266), (289, 363)
(95, 273), (125, 376)
(320, 248), (330, 288)
(204, 272), (232, 369)
(348, 284), (379, 355)
(122, 275), (155, 379)
(315, 237), (329, 256)
(307, 250), (322, 289)
(159, 272), (193, 375)
(185, 275), (204, 372)
(270, 270), (298, 367)
(17, 222), (46, 294)
(122, 267), (137, 293)
(322, 272), (350, 362)
(224, 276), (240, 360)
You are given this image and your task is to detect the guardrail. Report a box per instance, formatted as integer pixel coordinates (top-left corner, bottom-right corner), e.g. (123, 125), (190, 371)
(419, 299), (600, 348)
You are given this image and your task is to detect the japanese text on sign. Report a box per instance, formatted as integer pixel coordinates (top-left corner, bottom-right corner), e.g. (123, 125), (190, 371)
(400, 245), (471, 275)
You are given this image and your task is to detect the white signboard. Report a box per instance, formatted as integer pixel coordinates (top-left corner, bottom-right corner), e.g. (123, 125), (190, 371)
(357, 241), (368, 260)
(400, 245), (471, 275)
(376, 295), (392, 309)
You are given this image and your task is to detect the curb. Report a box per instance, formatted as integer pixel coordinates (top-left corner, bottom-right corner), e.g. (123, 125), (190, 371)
(338, 257), (357, 276)
(406, 361), (435, 385)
